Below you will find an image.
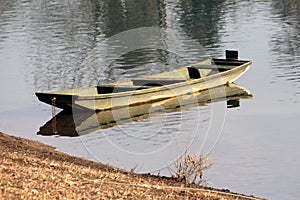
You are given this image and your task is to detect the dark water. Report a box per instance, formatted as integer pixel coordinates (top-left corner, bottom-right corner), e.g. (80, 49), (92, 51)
(0, 0), (299, 199)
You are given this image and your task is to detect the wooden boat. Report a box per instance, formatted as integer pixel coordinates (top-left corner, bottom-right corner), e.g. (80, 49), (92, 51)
(35, 51), (252, 111)
(38, 83), (252, 137)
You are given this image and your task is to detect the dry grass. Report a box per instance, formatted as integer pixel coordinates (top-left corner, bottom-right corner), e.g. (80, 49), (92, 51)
(169, 149), (213, 185)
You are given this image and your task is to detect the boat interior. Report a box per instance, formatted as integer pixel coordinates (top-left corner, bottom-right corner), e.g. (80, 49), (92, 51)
(96, 58), (249, 95)
(46, 57), (250, 96)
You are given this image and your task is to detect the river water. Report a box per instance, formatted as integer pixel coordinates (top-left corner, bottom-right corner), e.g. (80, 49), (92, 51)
(0, 0), (299, 199)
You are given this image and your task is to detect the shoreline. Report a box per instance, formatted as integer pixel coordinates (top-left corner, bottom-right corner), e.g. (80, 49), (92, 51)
(0, 132), (262, 199)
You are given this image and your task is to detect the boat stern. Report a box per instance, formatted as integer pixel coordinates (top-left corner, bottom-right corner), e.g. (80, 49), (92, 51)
(35, 92), (79, 110)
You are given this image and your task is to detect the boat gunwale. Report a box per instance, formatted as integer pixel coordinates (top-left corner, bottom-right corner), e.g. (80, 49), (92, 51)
(77, 60), (252, 100)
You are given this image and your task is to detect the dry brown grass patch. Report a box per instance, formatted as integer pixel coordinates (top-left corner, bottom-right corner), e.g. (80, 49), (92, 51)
(169, 149), (213, 185)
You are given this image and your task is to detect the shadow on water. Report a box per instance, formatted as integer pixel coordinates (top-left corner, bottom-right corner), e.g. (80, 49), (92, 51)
(38, 83), (252, 137)
(5, 0), (227, 92)
(103, 48), (191, 83)
(269, 1), (300, 91)
(176, 0), (226, 48)
(21, 0), (169, 91)
(101, 0), (167, 36)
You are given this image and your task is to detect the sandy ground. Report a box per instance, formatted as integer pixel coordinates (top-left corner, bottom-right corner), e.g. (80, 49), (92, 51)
(0, 132), (262, 199)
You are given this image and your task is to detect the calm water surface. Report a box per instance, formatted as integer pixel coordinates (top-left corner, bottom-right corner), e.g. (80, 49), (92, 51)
(0, 1), (299, 199)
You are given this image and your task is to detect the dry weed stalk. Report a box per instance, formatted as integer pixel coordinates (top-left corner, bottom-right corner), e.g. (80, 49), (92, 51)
(170, 150), (213, 185)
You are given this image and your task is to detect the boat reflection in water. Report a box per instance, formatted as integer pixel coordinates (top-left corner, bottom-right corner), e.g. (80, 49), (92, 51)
(38, 83), (252, 137)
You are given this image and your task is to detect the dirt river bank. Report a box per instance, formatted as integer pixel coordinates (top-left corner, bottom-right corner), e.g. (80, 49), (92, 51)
(0, 132), (262, 199)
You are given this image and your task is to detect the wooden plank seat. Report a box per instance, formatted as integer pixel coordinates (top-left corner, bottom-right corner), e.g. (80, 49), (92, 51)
(213, 58), (249, 66)
(187, 67), (201, 79)
(97, 85), (155, 94)
(132, 78), (187, 86)
(190, 64), (234, 71)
